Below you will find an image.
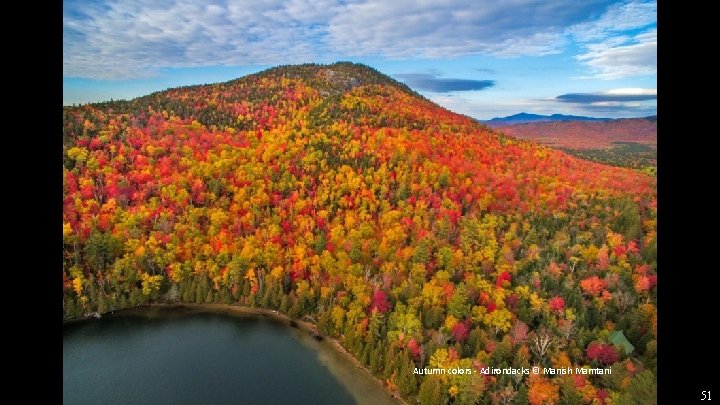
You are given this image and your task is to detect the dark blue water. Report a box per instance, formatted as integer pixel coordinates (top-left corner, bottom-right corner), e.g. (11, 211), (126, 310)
(63, 307), (358, 405)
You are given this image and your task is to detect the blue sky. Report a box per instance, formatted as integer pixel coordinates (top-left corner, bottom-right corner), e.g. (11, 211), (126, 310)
(63, 0), (656, 119)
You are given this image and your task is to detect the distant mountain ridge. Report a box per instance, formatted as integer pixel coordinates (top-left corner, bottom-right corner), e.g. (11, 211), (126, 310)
(484, 112), (613, 126)
(488, 114), (657, 171)
(494, 115), (657, 148)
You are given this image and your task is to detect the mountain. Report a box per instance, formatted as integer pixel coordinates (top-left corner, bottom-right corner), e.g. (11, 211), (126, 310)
(484, 112), (611, 126)
(496, 116), (657, 171)
(63, 62), (656, 404)
(497, 116), (657, 149)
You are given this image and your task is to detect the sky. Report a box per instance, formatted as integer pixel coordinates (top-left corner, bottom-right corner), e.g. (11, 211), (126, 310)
(63, 0), (657, 120)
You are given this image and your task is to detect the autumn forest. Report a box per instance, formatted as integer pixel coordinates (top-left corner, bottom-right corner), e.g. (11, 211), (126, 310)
(63, 63), (657, 404)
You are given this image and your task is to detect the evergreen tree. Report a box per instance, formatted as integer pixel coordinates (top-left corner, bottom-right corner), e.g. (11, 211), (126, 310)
(448, 283), (470, 318)
(615, 370), (657, 405)
(396, 350), (418, 396)
(368, 310), (385, 344)
(370, 343), (384, 374)
(383, 343), (398, 379)
(418, 376), (448, 405)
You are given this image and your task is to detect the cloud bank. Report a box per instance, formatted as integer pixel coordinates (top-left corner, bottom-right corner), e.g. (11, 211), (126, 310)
(64, 0), (649, 80)
(556, 88), (657, 103)
(395, 74), (495, 93)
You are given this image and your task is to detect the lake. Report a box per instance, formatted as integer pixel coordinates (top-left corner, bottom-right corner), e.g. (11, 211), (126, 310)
(63, 306), (401, 405)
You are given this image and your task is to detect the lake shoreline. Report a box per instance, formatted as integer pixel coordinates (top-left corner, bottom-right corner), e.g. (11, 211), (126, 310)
(65, 302), (408, 405)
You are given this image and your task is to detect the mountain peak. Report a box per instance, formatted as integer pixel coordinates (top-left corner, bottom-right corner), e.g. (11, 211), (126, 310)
(250, 62), (419, 97)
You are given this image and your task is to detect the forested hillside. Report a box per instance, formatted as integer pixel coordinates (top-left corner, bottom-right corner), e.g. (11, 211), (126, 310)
(63, 62), (657, 404)
(498, 118), (657, 173)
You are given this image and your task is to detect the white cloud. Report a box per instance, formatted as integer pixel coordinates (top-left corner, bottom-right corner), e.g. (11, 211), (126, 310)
(568, 0), (656, 42)
(606, 88), (656, 95)
(555, 87), (657, 103)
(576, 29), (656, 79)
(326, 0), (611, 58)
(63, 0), (337, 79)
(64, 0), (623, 79)
(569, 1), (656, 79)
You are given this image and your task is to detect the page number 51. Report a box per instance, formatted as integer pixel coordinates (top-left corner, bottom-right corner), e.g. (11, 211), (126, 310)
(702, 391), (712, 400)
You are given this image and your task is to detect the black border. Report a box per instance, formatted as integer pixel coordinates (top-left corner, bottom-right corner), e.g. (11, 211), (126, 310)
(658, 0), (716, 403)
